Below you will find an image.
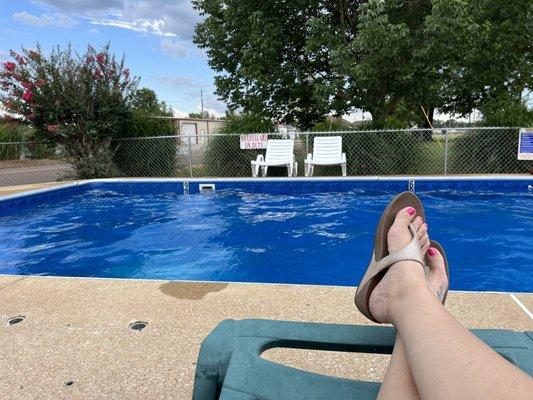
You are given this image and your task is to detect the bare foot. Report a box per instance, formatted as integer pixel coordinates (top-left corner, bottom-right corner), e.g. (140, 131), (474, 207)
(427, 247), (449, 303)
(368, 207), (428, 323)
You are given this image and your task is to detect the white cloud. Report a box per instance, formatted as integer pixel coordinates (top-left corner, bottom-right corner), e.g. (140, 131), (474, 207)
(172, 107), (188, 118)
(153, 75), (205, 88)
(85, 27), (100, 34)
(12, 11), (78, 28)
(32, 0), (123, 13)
(91, 18), (175, 37)
(34, 0), (201, 39)
(200, 107), (225, 118)
(160, 38), (188, 58)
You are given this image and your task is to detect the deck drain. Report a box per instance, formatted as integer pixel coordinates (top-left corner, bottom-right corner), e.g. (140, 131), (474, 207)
(6, 315), (25, 326)
(129, 321), (148, 331)
(64, 380), (75, 387)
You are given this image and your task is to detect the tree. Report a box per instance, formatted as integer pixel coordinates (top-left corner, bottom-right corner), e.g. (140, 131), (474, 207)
(194, 0), (531, 128)
(188, 111), (218, 119)
(130, 87), (173, 116)
(0, 43), (138, 178)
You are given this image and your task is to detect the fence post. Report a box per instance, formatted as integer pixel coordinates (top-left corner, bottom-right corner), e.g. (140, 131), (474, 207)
(305, 132), (309, 155)
(187, 135), (193, 177)
(443, 129), (448, 175)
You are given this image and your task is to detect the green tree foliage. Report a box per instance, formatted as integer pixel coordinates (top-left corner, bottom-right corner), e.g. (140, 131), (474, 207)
(114, 88), (178, 177)
(0, 43), (138, 178)
(194, 0), (531, 128)
(188, 111), (218, 119)
(130, 87), (173, 116)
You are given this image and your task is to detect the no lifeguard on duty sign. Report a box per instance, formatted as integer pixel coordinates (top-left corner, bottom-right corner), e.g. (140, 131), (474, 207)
(518, 128), (533, 160)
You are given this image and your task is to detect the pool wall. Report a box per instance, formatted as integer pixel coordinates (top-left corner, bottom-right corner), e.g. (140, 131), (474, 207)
(1, 176), (532, 213)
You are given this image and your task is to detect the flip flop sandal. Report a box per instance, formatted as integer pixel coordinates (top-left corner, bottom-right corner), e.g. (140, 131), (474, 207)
(355, 191), (427, 323)
(428, 240), (450, 304)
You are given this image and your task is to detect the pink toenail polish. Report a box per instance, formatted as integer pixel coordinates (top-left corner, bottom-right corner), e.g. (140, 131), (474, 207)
(407, 207), (416, 216)
(428, 248), (437, 257)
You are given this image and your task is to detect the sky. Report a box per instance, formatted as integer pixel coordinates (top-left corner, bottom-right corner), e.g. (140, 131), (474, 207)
(0, 0), (226, 117)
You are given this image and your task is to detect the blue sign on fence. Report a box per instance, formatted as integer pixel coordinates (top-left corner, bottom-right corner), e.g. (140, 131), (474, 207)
(518, 128), (533, 160)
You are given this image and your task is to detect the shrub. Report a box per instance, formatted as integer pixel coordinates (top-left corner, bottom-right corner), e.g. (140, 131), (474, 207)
(341, 130), (424, 175)
(203, 114), (275, 177)
(449, 128), (532, 174)
(0, 121), (25, 160)
(0, 43), (137, 178)
(448, 97), (533, 174)
(113, 110), (178, 177)
(309, 120), (424, 176)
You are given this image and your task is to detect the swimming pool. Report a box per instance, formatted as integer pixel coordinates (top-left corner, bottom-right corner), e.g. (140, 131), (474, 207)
(0, 178), (531, 292)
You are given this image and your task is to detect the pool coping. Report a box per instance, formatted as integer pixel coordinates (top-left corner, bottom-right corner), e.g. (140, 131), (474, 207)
(1, 174), (532, 201)
(0, 272), (531, 296)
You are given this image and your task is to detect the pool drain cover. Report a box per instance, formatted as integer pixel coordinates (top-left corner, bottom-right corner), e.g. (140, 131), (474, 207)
(65, 380), (75, 387)
(129, 321), (148, 331)
(6, 315), (25, 326)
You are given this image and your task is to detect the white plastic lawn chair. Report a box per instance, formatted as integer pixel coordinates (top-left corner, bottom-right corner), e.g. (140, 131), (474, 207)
(251, 139), (297, 177)
(305, 136), (347, 177)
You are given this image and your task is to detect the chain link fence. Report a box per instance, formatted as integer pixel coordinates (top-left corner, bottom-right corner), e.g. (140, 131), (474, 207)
(1, 127), (531, 186)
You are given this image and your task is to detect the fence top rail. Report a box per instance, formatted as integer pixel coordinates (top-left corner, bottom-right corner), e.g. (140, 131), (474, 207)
(0, 126), (524, 145)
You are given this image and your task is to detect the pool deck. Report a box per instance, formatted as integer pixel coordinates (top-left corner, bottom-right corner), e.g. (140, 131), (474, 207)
(0, 276), (531, 399)
(0, 181), (532, 399)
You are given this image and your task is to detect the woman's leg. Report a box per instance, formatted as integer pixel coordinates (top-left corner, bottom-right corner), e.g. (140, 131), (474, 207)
(377, 336), (420, 400)
(377, 215), (430, 400)
(369, 209), (533, 400)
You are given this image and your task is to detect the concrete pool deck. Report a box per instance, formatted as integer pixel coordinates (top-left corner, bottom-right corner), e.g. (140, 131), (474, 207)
(0, 181), (532, 398)
(0, 276), (532, 399)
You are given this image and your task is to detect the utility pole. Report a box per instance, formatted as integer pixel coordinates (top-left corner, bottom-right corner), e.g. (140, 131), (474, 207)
(200, 89), (204, 118)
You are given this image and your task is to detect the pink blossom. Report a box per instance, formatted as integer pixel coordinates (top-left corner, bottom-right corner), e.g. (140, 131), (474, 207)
(46, 124), (59, 133)
(27, 113), (36, 120)
(94, 69), (103, 78)
(3, 62), (16, 72)
(86, 56), (95, 63)
(96, 53), (106, 65)
(35, 79), (46, 88)
(22, 82), (33, 89)
(123, 68), (130, 80)
(15, 55), (26, 65)
(22, 90), (33, 102)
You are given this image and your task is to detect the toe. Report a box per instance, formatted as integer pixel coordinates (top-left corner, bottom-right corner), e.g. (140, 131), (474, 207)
(395, 206), (417, 225)
(387, 206), (418, 253)
(427, 246), (449, 301)
(417, 222), (427, 240)
(420, 233), (429, 247)
(413, 216), (424, 230)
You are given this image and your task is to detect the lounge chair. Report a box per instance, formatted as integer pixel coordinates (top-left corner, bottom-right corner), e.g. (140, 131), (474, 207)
(192, 319), (533, 400)
(305, 136), (347, 177)
(251, 139), (297, 177)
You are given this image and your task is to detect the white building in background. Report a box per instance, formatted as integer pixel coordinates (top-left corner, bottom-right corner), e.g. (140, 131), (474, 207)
(172, 117), (226, 146)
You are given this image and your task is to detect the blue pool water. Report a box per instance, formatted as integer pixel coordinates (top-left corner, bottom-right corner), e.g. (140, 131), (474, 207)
(0, 179), (531, 292)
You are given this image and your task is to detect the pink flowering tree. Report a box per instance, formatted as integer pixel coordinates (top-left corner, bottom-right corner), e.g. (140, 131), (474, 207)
(0, 43), (138, 178)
